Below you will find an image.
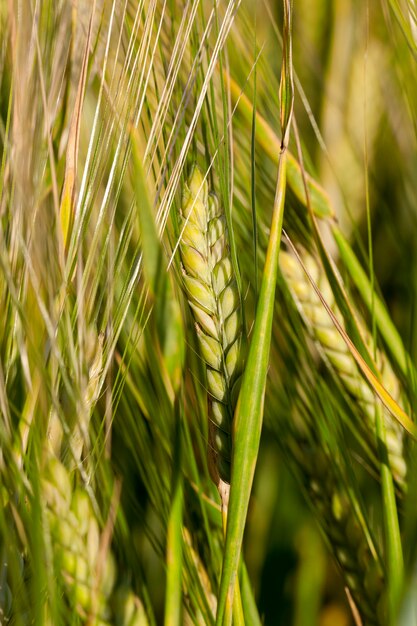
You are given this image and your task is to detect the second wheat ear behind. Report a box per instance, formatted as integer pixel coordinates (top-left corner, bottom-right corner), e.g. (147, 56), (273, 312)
(178, 166), (245, 487)
(280, 248), (407, 495)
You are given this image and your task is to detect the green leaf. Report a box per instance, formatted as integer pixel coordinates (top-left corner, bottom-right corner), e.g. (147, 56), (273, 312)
(216, 146), (290, 626)
(130, 130), (185, 399)
(216, 7), (294, 620)
(164, 410), (184, 626)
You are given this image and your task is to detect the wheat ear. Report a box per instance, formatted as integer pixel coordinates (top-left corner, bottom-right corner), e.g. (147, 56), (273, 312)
(280, 249), (406, 492)
(42, 456), (116, 624)
(178, 166), (245, 487)
(43, 463), (149, 626)
(41, 328), (115, 623)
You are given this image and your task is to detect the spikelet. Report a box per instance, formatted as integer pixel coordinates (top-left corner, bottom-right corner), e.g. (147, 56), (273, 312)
(179, 166), (245, 485)
(280, 249), (407, 492)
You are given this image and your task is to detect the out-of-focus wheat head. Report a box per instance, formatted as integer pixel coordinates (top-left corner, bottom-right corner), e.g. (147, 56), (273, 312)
(280, 248), (407, 493)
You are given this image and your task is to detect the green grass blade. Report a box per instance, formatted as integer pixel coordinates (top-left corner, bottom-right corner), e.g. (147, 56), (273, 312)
(131, 129), (185, 400)
(363, 84), (403, 620)
(216, 147), (288, 626)
(279, 0), (294, 149)
(240, 562), (262, 626)
(164, 410), (184, 626)
(375, 403), (404, 624)
(216, 16), (295, 605)
(216, 9), (294, 621)
(131, 130), (163, 299)
(251, 39), (258, 298)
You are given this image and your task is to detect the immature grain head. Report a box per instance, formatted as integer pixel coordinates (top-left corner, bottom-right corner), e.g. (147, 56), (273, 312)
(42, 457), (116, 623)
(179, 166), (245, 485)
(280, 248), (406, 493)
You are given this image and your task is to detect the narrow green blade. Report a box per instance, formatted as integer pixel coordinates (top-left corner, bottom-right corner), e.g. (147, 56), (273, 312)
(216, 3), (294, 614)
(164, 411), (184, 626)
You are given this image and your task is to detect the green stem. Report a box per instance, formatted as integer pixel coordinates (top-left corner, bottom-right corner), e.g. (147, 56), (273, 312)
(216, 5), (293, 621)
(220, 499), (245, 626)
(375, 402), (404, 624)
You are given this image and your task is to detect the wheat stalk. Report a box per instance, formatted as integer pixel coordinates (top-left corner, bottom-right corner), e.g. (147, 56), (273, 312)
(178, 166), (245, 487)
(280, 249), (407, 493)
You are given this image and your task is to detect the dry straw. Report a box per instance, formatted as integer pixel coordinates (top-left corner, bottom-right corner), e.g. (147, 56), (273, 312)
(178, 166), (245, 486)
